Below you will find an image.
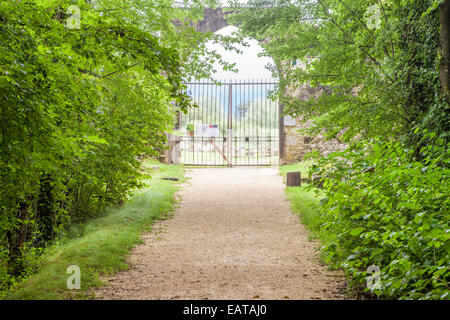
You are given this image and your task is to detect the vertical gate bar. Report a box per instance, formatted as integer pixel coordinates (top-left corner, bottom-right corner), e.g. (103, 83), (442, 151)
(190, 83), (194, 165)
(265, 81), (268, 165)
(254, 81), (256, 165)
(206, 79), (209, 165)
(256, 79), (262, 165)
(261, 80), (267, 165)
(193, 81), (197, 165)
(245, 80), (247, 166)
(249, 80), (251, 166)
(187, 86), (190, 165)
(236, 81), (238, 164)
(222, 82), (226, 166)
(180, 86), (184, 164)
(243, 80), (246, 166)
(241, 82), (244, 165)
(191, 82), (194, 165)
(190, 83), (193, 164)
(198, 81), (201, 165)
(227, 80), (232, 167)
(218, 82), (221, 166)
(262, 80), (265, 165)
(214, 81), (218, 165)
(256, 79), (259, 165)
(258, 80), (261, 165)
(261, 80), (264, 165)
(269, 82), (272, 165)
(236, 82), (239, 165)
(197, 81), (200, 165)
(268, 82), (270, 165)
(210, 80), (214, 165)
(238, 82), (241, 165)
(251, 80), (254, 165)
(260, 80), (263, 165)
(274, 83), (277, 165)
(274, 83), (276, 165)
(220, 82), (223, 166)
(198, 80), (201, 165)
(237, 80), (242, 165)
(201, 79), (204, 165)
(260, 79), (263, 165)
(243, 80), (246, 165)
(258, 79), (261, 165)
(184, 84), (188, 164)
(237, 82), (240, 165)
(201, 80), (204, 165)
(273, 83), (275, 165)
(203, 79), (205, 165)
(274, 83), (277, 166)
(232, 80), (235, 166)
(248, 80), (251, 166)
(204, 79), (207, 165)
(263, 80), (266, 165)
(187, 84), (190, 164)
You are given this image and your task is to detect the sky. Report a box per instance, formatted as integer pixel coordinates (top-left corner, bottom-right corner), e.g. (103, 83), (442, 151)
(205, 25), (276, 81)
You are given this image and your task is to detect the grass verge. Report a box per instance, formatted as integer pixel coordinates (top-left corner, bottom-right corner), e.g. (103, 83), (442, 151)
(4, 160), (184, 300)
(279, 160), (312, 178)
(280, 161), (332, 245)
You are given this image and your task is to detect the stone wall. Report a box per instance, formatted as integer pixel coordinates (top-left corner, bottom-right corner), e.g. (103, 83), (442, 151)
(280, 84), (347, 165)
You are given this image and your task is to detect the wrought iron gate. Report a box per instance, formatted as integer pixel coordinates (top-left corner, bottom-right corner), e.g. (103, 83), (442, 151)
(179, 80), (279, 166)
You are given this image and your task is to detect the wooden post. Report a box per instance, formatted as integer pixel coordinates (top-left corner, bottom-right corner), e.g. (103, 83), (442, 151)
(286, 171), (301, 187)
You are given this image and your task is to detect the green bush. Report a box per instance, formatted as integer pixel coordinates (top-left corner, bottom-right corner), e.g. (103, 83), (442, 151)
(308, 133), (450, 299)
(0, 0), (187, 291)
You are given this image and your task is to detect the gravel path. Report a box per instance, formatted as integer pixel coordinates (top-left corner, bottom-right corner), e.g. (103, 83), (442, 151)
(95, 167), (347, 300)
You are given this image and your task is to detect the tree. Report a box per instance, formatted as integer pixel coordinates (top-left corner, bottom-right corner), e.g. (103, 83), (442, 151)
(0, 0), (229, 289)
(228, 0), (450, 143)
(228, 0), (450, 299)
(440, 1), (450, 100)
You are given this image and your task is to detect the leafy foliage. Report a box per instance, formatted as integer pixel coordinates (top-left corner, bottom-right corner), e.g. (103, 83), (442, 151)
(308, 134), (449, 299)
(228, 0), (449, 142)
(0, 0), (227, 291)
(230, 0), (450, 299)
(3, 160), (185, 299)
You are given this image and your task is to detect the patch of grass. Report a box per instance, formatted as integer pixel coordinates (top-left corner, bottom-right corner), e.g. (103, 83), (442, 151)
(4, 160), (185, 300)
(280, 162), (332, 245)
(285, 185), (333, 244)
(279, 160), (313, 182)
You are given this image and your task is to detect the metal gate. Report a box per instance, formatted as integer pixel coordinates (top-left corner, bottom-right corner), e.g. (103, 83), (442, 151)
(179, 80), (279, 166)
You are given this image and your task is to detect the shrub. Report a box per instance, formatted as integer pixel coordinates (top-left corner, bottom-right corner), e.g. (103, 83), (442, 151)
(308, 133), (450, 299)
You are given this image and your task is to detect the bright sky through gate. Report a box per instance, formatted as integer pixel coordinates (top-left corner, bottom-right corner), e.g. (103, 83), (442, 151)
(205, 26), (276, 81)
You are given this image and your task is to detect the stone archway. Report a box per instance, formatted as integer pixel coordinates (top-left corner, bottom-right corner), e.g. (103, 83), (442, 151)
(194, 8), (232, 33)
(169, 7), (344, 165)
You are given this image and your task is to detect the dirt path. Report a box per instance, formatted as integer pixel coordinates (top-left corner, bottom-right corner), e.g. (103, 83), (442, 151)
(95, 167), (347, 300)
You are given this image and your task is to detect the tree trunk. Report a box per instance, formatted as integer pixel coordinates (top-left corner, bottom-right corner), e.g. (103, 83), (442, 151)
(440, 1), (450, 100)
(36, 174), (54, 246)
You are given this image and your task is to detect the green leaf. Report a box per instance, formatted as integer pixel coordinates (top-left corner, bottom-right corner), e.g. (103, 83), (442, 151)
(350, 227), (365, 236)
